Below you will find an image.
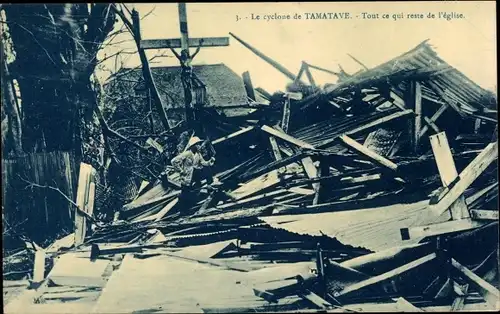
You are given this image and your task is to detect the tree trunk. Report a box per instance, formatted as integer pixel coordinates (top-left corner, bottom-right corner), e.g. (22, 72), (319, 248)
(1, 32), (23, 156)
(3, 4), (115, 155)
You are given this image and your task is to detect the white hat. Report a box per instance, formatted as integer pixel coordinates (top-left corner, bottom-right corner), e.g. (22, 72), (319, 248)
(184, 136), (203, 151)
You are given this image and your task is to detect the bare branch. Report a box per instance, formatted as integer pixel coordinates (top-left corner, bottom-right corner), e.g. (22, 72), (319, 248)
(19, 176), (97, 224)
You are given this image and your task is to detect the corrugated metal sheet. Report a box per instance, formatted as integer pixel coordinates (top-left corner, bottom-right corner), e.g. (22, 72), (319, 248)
(260, 200), (449, 252)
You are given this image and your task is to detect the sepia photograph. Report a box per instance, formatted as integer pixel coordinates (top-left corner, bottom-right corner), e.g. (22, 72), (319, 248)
(1, 1), (498, 313)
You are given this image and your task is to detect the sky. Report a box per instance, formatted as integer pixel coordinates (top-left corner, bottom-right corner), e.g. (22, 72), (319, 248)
(98, 1), (497, 94)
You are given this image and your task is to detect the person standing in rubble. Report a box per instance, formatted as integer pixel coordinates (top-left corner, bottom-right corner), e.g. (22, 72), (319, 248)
(170, 136), (218, 211)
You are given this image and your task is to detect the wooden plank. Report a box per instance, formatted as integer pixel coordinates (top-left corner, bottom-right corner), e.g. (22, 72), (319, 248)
(33, 249), (46, 283)
(451, 283), (468, 311)
(75, 163), (94, 247)
(400, 219), (484, 240)
(313, 158), (329, 205)
(430, 141), (498, 217)
(334, 253), (437, 298)
(242, 71), (256, 101)
(419, 103), (449, 138)
(474, 118), (482, 134)
(281, 96), (291, 133)
(339, 135), (398, 171)
(299, 290), (331, 309)
(423, 116), (440, 134)
(390, 90), (407, 111)
(261, 125), (314, 149)
(430, 132), (459, 186)
(451, 258), (500, 308)
(212, 126), (254, 145)
(153, 198), (179, 222)
(301, 157), (320, 194)
(269, 136), (283, 161)
(465, 182), (497, 206)
(394, 297), (424, 312)
(140, 37), (229, 49)
(470, 210), (499, 221)
(413, 81), (422, 150)
(304, 65), (316, 88)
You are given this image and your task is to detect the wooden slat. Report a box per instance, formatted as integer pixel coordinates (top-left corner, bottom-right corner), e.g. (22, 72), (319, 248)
(212, 126), (254, 145)
(470, 210), (498, 221)
(334, 253), (437, 298)
(301, 157), (319, 194)
(269, 136), (282, 161)
(430, 141), (498, 217)
(339, 135), (398, 171)
(419, 103), (449, 138)
(33, 250), (46, 283)
(299, 290), (331, 309)
(429, 132), (469, 220)
(140, 37), (229, 49)
(423, 116), (440, 134)
(390, 90), (407, 111)
(394, 297), (424, 312)
(410, 81), (422, 151)
(242, 71), (256, 101)
(75, 163), (94, 246)
(451, 283), (468, 311)
(261, 125), (314, 149)
(451, 258), (500, 308)
(281, 97), (291, 133)
(401, 218), (484, 240)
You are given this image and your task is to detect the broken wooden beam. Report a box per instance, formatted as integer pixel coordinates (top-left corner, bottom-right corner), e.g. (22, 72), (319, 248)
(451, 283), (469, 311)
(400, 218), (485, 240)
(394, 297), (424, 312)
(451, 258), (500, 308)
(261, 125), (314, 149)
(242, 71), (256, 101)
(412, 81), (423, 151)
(429, 132), (469, 220)
(338, 135), (398, 171)
(469, 210), (498, 221)
(419, 103), (448, 138)
(281, 96), (291, 133)
(269, 136), (283, 161)
(299, 290), (332, 309)
(75, 163), (96, 247)
(212, 126), (254, 145)
(334, 253), (437, 298)
(229, 32), (305, 84)
(429, 141), (498, 217)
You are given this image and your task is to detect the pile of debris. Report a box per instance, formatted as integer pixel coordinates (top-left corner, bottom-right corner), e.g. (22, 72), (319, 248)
(4, 40), (498, 313)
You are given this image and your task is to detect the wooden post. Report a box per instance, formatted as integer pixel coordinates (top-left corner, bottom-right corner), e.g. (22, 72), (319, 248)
(414, 81), (422, 151)
(74, 163), (96, 246)
(406, 80), (422, 152)
(313, 157), (329, 205)
(242, 71), (256, 101)
(281, 95), (291, 133)
(429, 132), (469, 220)
(474, 118), (482, 134)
